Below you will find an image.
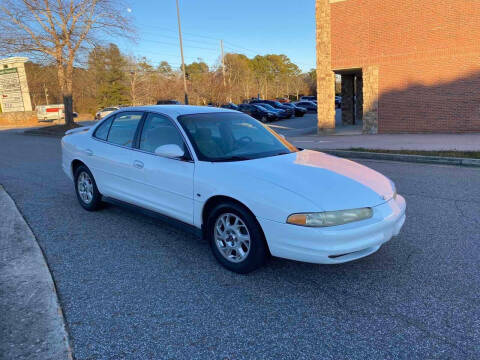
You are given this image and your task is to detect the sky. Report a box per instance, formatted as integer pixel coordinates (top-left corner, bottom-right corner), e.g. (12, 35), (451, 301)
(116, 0), (316, 72)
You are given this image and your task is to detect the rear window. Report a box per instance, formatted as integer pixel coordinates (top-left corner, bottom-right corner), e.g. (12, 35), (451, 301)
(106, 112), (143, 147)
(93, 117), (113, 140)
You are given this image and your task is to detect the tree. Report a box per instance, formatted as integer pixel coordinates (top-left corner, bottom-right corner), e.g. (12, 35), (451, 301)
(184, 61), (209, 80)
(224, 53), (252, 102)
(158, 61), (173, 76)
(88, 44), (129, 108)
(0, 0), (132, 127)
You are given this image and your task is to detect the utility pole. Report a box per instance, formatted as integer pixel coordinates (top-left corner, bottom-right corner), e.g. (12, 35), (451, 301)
(220, 40), (226, 88)
(43, 83), (49, 105)
(221, 39), (229, 102)
(176, 0), (188, 105)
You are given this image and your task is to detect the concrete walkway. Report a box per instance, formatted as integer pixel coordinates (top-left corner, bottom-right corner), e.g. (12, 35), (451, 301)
(0, 186), (71, 360)
(288, 133), (480, 151)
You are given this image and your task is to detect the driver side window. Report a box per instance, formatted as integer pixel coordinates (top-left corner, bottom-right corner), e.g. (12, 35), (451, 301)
(139, 113), (185, 154)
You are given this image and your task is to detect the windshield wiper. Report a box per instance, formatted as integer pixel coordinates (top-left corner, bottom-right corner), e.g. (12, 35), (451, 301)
(211, 156), (252, 162)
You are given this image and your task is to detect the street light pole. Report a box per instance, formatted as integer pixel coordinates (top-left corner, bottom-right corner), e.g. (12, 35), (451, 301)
(176, 0), (188, 105)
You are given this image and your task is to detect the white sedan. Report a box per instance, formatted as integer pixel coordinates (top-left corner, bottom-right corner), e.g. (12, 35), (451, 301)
(62, 106), (406, 273)
(95, 106), (120, 120)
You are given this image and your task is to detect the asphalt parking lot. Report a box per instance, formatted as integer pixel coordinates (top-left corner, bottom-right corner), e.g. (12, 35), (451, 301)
(1, 131), (479, 359)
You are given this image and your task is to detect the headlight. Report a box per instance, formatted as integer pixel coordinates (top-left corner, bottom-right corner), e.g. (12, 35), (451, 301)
(390, 179), (397, 199)
(287, 208), (373, 227)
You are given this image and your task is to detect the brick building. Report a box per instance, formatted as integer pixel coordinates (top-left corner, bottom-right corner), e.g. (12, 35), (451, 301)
(316, 0), (480, 133)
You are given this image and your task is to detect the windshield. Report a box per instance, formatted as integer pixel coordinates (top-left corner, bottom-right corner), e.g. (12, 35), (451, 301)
(257, 103), (276, 111)
(253, 105), (267, 111)
(177, 112), (298, 162)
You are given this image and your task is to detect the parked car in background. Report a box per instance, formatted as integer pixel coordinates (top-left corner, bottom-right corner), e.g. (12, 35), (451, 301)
(293, 101), (317, 112)
(95, 106), (120, 120)
(300, 96), (316, 102)
(156, 100), (180, 105)
(62, 105), (405, 273)
(249, 100), (294, 118)
(281, 103), (307, 117)
(335, 96), (342, 108)
(220, 103), (239, 110)
(276, 98), (289, 103)
(238, 103), (277, 122)
(253, 103), (290, 119)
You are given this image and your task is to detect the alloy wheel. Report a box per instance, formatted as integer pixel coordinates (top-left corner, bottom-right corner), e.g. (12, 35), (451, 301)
(77, 171), (94, 204)
(214, 213), (251, 263)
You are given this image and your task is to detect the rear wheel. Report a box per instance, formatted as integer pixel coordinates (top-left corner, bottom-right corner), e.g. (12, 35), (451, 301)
(207, 202), (268, 274)
(74, 165), (102, 211)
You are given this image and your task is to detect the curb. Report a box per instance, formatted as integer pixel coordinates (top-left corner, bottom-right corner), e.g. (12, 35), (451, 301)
(321, 149), (480, 167)
(21, 129), (65, 137)
(0, 185), (73, 360)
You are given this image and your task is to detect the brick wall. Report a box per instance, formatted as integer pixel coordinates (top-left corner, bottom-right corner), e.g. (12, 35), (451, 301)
(0, 112), (37, 127)
(330, 0), (480, 133)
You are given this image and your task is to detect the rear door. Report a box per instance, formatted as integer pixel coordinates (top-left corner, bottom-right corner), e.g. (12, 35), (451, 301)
(88, 111), (145, 204)
(131, 112), (195, 224)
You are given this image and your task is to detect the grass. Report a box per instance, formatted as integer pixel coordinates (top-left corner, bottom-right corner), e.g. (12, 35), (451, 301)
(347, 148), (480, 159)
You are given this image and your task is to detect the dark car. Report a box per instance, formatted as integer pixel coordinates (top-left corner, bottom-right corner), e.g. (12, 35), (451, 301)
(281, 103), (307, 117)
(157, 100), (180, 105)
(294, 101), (317, 112)
(253, 103), (290, 119)
(300, 96), (316, 102)
(335, 96), (342, 108)
(220, 103), (239, 110)
(249, 100), (294, 118)
(238, 103), (277, 123)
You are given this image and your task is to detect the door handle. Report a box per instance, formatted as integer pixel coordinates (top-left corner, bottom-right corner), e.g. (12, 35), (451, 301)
(85, 149), (93, 156)
(133, 160), (144, 169)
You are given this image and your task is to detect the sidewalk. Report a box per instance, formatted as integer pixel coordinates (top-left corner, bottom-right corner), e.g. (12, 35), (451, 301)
(287, 133), (480, 151)
(0, 185), (72, 360)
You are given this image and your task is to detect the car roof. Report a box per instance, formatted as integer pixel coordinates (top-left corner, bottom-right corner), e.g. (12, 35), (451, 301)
(114, 105), (237, 117)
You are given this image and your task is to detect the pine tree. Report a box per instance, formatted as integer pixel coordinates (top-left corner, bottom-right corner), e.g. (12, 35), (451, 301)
(89, 44), (129, 108)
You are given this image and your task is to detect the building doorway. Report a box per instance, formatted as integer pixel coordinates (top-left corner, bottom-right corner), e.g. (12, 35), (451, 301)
(335, 69), (363, 134)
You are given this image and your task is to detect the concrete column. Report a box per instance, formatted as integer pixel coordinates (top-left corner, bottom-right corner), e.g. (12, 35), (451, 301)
(341, 75), (355, 125)
(355, 75), (363, 123)
(362, 66), (379, 134)
(316, 0), (336, 133)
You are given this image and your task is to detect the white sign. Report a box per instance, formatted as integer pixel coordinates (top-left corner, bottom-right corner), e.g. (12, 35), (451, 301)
(0, 68), (25, 112)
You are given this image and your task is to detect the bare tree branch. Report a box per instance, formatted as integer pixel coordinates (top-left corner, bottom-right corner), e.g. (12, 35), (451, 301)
(0, 0), (134, 126)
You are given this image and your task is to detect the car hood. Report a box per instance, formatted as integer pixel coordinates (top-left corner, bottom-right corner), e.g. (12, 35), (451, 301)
(217, 150), (395, 211)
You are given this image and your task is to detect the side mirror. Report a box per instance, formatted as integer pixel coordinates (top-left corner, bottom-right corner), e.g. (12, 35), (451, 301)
(154, 144), (185, 159)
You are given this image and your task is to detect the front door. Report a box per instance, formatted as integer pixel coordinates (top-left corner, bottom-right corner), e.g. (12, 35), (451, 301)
(132, 112), (195, 224)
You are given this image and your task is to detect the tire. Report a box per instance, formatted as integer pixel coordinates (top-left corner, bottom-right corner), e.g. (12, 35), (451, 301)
(74, 164), (102, 211)
(206, 201), (268, 274)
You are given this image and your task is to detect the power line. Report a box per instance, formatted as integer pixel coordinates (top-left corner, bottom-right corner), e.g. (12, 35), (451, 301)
(141, 38), (219, 52)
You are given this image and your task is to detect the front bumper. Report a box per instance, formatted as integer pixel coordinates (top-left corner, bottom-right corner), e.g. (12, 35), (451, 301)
(258, 195), (406, 264)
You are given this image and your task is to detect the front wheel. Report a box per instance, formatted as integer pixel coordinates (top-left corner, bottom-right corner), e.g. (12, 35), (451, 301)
(74, 165), (102, 211)
(207, 202), (268, 274)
